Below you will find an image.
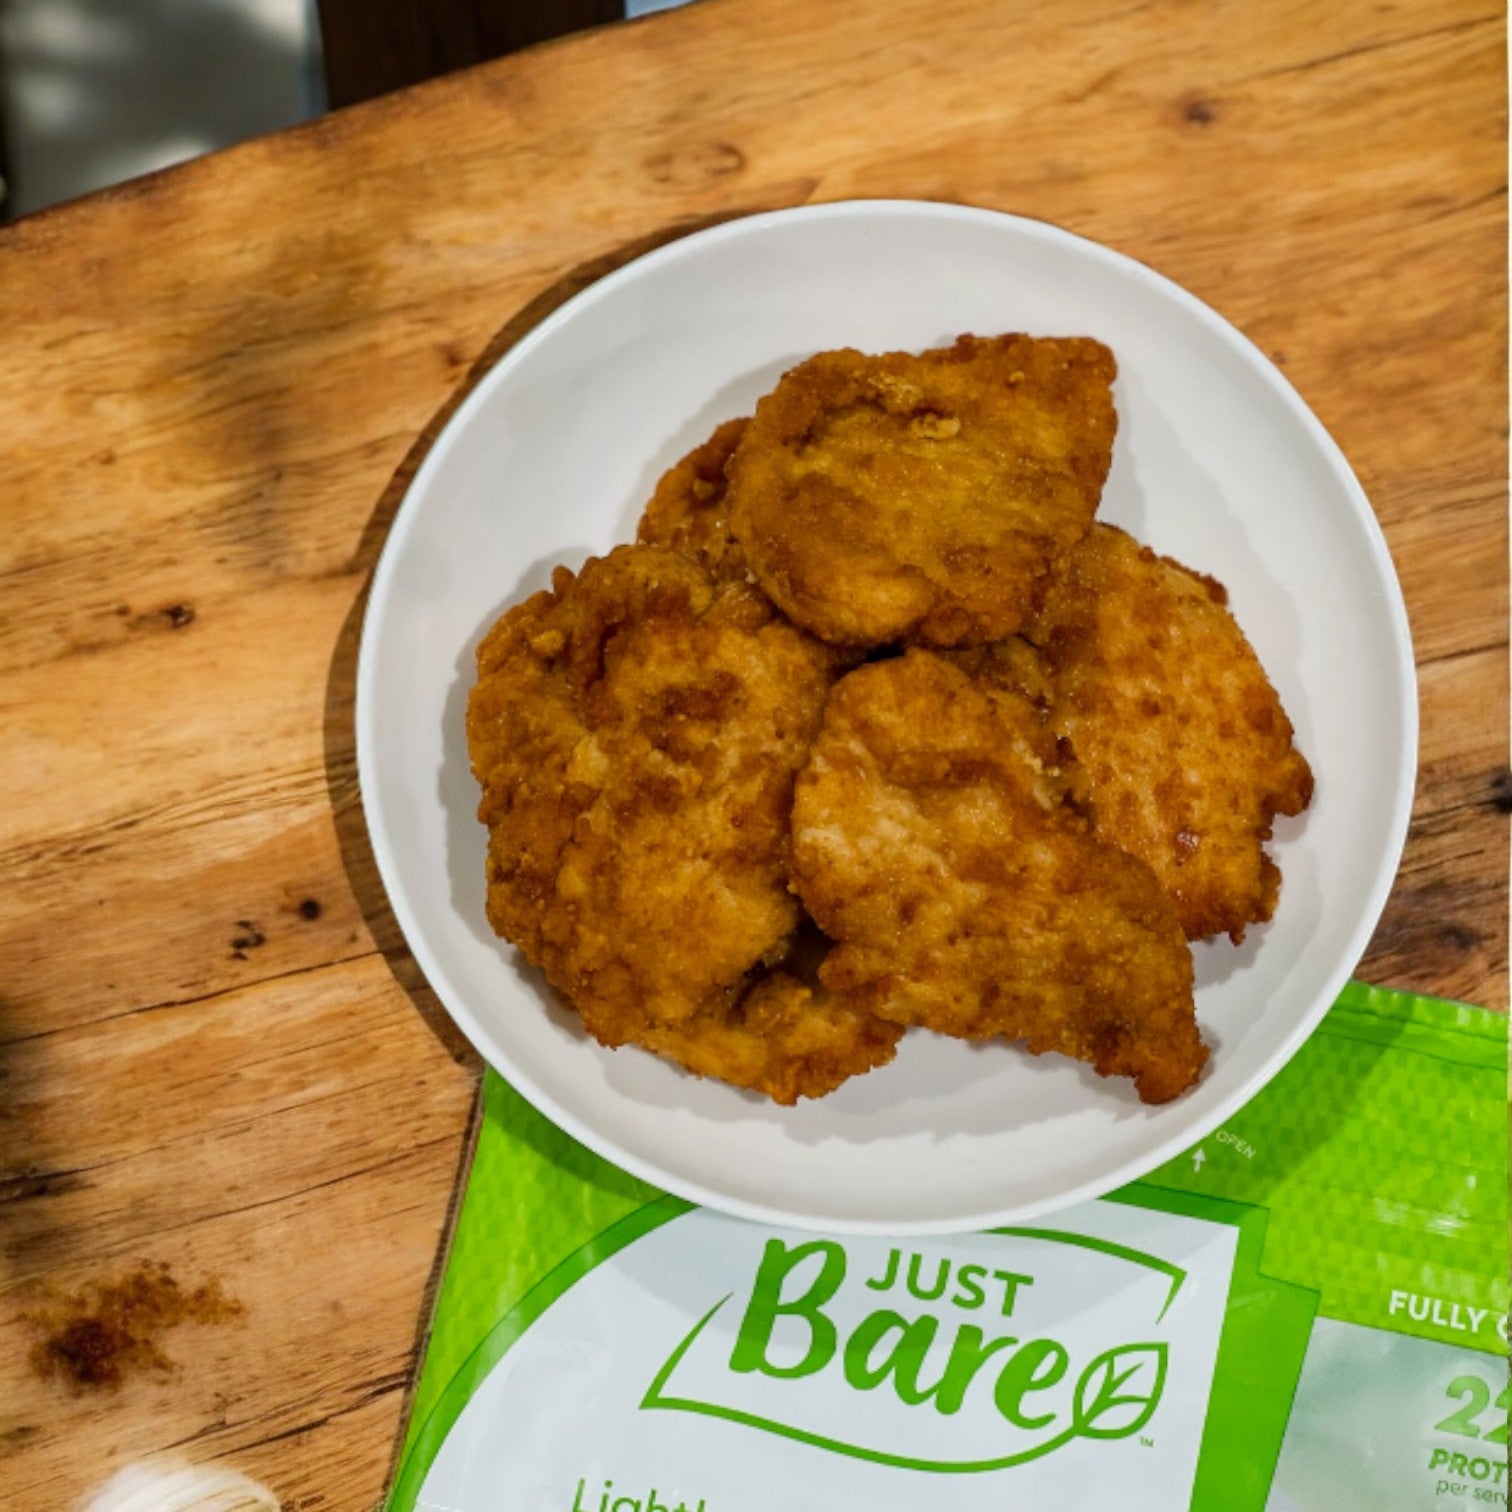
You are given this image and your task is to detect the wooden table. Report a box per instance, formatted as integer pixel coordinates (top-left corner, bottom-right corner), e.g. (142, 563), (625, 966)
(1, 1), (1504, 1505)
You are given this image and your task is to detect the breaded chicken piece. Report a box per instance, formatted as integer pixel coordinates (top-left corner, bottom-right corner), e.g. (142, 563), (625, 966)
(940, 635), (1058, 710)
(1023, 524), (1314, 942)
(726, 335), (1117, 648)
(641, 969), (902, 1106)
(636, 417), (751, 584)
(467, 543), (900, 1099)
(791, 650), (1207, 1104)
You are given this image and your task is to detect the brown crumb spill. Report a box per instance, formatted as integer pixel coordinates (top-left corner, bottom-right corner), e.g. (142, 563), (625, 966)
(24, 1262), (243, 1390)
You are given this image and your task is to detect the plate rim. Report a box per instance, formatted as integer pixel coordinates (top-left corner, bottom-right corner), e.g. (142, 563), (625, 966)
(354, 198), (1418, 1236)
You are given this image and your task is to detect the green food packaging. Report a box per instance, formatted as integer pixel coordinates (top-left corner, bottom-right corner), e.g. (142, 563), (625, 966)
(387, 983), (1508, 1511)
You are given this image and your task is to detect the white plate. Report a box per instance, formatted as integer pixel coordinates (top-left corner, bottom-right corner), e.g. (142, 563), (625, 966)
(355, 201), (1415, 1235)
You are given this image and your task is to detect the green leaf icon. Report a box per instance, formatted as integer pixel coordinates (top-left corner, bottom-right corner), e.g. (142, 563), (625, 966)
(1071, 1342), (1167, 1439)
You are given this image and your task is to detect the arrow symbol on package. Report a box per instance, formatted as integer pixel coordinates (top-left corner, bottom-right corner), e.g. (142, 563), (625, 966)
(1191, 1147), (1206, 1172)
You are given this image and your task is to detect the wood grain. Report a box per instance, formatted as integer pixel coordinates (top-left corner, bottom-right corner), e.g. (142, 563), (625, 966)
(0, 1), (1503, 1506)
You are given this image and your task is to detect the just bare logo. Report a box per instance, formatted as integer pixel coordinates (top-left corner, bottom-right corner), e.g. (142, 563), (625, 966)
(641, 1229), (1182, 1471)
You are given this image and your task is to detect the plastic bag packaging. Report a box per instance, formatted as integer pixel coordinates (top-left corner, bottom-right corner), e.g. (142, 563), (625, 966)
(387, 983), (1508, 1511)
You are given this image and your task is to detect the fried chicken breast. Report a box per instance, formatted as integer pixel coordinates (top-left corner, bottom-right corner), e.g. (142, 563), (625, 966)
(640, 969), (902, 1106)
(790, 650), (1207, 1104)
(726, 335), (1117, 648)
(636, 417), (751, 584)
(1023, 524), (1314, 942)
(466, 543), (899, 1100)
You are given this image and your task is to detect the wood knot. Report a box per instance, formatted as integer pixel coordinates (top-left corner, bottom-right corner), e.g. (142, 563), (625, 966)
(127, 602), (196, 633)
(230, 918), (266, 959)
(1489, 768), (1512, 815)
(1441, 923), (1480, 956)
(645, 141), (746, 189)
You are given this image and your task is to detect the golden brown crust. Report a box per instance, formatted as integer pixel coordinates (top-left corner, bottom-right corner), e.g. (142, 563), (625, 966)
(726, 335), (1117, 648)
(1023, 524), (1314, 942)
(464, 334), (1306, 1108)
(939, 635), (1059, 714)
(636, 417), (752, 584)
(466, 544), (905, 1101)
(640, 970), (903, 1105)
(790, 650), (1207, 1104)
